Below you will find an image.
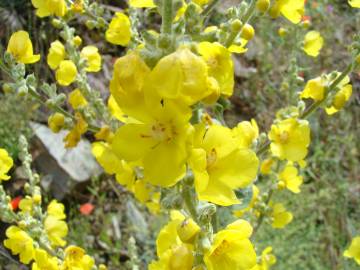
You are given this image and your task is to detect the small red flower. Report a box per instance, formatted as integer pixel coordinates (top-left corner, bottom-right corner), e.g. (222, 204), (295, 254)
(11, 196), (22, 211)
(80, 203), (95, 215)
(302, 15), (311, 22)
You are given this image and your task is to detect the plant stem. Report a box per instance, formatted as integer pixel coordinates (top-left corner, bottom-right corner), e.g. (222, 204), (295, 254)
(252, 188), (274, 237)
(182, 184), (198, 222)
(201, 0), (221, 17)
(161, 0), (173, 35)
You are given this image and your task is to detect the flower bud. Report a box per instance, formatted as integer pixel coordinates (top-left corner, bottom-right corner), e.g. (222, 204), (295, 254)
(2, 83), (13, 93)
(85, 20), (96, 30)
(278, 27), (287, 38)
(18, 220), (27, 229)
(73, 36), (83, 47)
(332, 91), (347, 110)
(51, 19), (62, 29)
(256, 0), (270, 13)
(240, 24), (255, 41)
(356, 54), (360, 65)
(177, 218), (201, 243)
(277, 181), (286, 190)
(48, 113), (65, 133)
(33, 194), (42, 204)
(231, 19), (243, 33)
(18, 86), (28, 97)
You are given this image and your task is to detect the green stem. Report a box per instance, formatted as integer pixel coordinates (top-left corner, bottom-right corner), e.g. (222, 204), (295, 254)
(201, 0), (221, 17)
(224, 0), (256, 47)
(252, 188), (274, 237)
(182, 184), (198, 222)
(161, 0), (173, 35)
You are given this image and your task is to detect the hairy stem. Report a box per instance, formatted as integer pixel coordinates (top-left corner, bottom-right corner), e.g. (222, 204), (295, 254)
(161, 0), (173, 35)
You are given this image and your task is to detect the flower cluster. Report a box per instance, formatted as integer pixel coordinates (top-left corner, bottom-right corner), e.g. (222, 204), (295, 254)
(0, 0), (359, 269)
(0, 144), (106, 270)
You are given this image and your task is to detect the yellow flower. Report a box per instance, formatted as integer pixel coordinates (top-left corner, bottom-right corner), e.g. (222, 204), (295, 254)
(95, 126), (114, 142)
(48, 113), (65, 133)
(303, 31), (324, 57)
(233, 185), (260, 217)
(270, 0), (305, 24)
(232, 119), (259, 148)
(19, 197), (34, 213)
(269, 118), (310, 162)
(278, 164), (303, 193)
(193, 0), (209, 6)
(45, 200), (68, 247)
(80, 46), (102, 72)
(349, 0), (360, 8)
(63, 246), (95, 270)
(189, 124), (259, 206)
(108, 95), (127, 122)
(198, 42), (234, 97)
(64, 113), (88, 148)
(92, 142), (135, 189)
(55, 60), (78, 86)
(177, 218), (201, 244)
(105, 12), (131, 46)
(145, 47), (212, 105)
(149, 245), (194, 270)
(251, 246), (277, 270)
(31, 0), (67, 17)
(260, 159), (274, 175)
(271, 203), (293, 229)
(7, 31), (40, 64)
(0, 148), (13, 181)
(150, 213), (194, 270)
(300, 76), (327, 101)
(325, 84), (352, 115)
(4, 226), (35, 264)
(32, 249), (59, 270)
(71, 0), (84, 13)
(228, 39), (249, 54)
(129, 0), (156, 8)
(110, 52), (151, 119)
(68, 89), (88, 109)
(47, 200), (66, 219)
(344, 236), (360, 265)
(111, 100), (192, 187)
(47, 40), (66, 70)
(204, 219), (257, 270)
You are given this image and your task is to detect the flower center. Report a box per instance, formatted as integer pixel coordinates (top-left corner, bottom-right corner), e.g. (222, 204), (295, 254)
(206, 148), (217, 168)
(279, 131), (289, 144)
(212, 239), (231, 257)
(207, 56), (219, 69)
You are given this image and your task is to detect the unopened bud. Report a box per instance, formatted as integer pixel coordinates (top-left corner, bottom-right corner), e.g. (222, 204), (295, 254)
(256, 0), (270, 13)
(33, 194), (42, 204)
(85, 20), (96, 30)
(2, 83), (12, 93)
(177, 218), (201, 243)
(240, 24), (255, 41)
(51, 19), (62, 29)
(18, 86), (28, 97)
(231, 19), (243, 33)
(73, 36), (82, 47)
(278, 27), (287, 38)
